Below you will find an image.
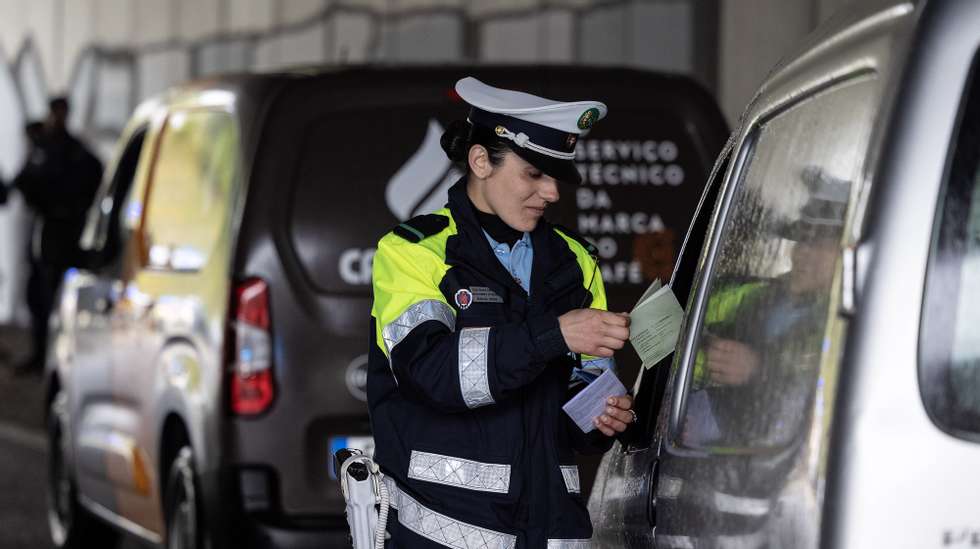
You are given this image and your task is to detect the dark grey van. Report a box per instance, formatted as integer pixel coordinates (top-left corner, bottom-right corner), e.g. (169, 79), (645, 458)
(43, 67), (727, 548)
(589, 0), (980, 547)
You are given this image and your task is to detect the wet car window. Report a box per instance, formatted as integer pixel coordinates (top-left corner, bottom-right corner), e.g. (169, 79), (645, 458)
(629, 144), (733, 446)
(920, 52), (980, 439)
(142, 110), (238, 272)
(674, 75), (877, 451)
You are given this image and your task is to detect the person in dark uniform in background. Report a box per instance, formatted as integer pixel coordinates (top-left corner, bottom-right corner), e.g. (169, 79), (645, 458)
(7, 98), (102, 374)
(368, 77), (636, 548)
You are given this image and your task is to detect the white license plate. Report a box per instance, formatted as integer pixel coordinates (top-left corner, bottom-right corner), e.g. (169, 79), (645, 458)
(329, 435), (375, 479)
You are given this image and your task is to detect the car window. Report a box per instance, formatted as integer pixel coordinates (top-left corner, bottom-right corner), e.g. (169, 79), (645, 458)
(920, 52), (980, 439)
(142, 110), (238, 272)
(672, 74), (878, 452)
(628, 141), (733, 447)
(97, 129), (149, 265)
(80, 128), (147, 255)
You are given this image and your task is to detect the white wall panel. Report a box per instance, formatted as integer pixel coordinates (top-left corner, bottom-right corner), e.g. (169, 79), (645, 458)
(16, 44), (48, 121)
(330, 11), (374, 63)
(0, 58), (29, 325)
(197, 39), (253, 75)
(134, 0), (176, 46)
(281, 0), (326, 25)
(94, 0), (135, 47)
(480, 16), (539, 62)
(539, 10), (574, 63)
(629, 2), (692, 74)
(719, 0), (811, 122)
(0, 0), (29, 63)
(67, 52), (96, 132)
(26, 0), (57, 88)
(580, 3), (627, 65)
(62, 0), (96, 87)
(380, 13), (461, 62)
(229, 0), (277, 33)
(177, 0), (221, 41)
(138, 48), (189, 99)
(92, 57), (135, 132)
(254, 22), (328, 71)
(468, 0), (539, 18)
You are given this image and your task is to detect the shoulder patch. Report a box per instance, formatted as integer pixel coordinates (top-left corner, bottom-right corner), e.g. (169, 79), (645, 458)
(393, 214), (450, 243)
(553, 224), (597, 256)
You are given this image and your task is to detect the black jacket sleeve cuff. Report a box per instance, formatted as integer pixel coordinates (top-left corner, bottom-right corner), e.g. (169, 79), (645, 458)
(526, 313), (569, 362)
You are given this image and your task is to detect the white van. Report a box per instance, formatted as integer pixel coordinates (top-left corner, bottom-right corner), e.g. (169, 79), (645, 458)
(588, 1), (980, 547)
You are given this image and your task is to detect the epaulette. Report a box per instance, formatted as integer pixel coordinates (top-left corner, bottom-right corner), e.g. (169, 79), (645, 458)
(553, 224), (598, 256)
(392, 214), (450, 243)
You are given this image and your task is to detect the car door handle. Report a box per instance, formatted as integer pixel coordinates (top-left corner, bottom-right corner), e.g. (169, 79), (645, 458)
(647, 458), (660, 527)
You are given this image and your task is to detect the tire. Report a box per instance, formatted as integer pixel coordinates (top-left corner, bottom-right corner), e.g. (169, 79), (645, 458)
(46, 391), (120, 548)
(164, 445), (206, 549)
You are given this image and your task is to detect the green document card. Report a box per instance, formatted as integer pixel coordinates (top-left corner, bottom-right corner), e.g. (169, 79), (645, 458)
(628, 279), (684, 369)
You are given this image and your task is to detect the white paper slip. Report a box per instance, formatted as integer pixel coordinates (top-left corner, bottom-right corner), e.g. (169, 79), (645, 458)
(562, 369), (628, 433)
(629, 279), (685, 370)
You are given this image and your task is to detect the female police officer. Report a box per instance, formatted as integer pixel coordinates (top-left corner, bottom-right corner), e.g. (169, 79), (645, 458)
(368, 77), (634, 548)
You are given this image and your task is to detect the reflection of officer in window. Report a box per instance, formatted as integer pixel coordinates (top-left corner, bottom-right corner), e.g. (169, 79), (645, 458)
(368, 77), (635, 547)
(687, 167), (850, 446)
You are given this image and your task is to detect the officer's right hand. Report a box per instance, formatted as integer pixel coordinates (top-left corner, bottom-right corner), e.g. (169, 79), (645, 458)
(558, 309), (630, 358)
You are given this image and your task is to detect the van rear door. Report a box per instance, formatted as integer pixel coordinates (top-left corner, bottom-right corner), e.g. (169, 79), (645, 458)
(240, 66), (727, 516)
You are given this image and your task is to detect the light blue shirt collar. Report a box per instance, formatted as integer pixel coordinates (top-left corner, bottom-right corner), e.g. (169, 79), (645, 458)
(483, 230), (533, 293)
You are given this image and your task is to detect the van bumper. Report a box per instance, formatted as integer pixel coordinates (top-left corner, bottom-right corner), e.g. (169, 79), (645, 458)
(201, 468), (351, 549)
(243, 518), (352, 549)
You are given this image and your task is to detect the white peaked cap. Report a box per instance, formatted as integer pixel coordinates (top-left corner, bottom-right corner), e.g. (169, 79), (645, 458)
(455, 77), (608, 137)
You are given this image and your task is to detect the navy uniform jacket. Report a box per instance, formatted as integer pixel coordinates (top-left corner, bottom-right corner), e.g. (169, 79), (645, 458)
(368, 179), (614, 548)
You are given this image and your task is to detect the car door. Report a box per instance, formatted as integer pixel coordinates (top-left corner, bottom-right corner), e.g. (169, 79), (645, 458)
(588, 136), (734, 547)
(654, 72), (881, 549)
(69, 121), (157, 516)
(108, 107), (241, 534)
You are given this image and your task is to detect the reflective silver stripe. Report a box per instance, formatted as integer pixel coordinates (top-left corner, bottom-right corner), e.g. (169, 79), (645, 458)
(657, 475), (683, 499)
(559, 465), (580, 494)
(408, 450), (510, 494)
(713, 491), (770, 516)
(384, 476), (517, 549)
(383, 300), (455, 354)
(458, 327), (494, 408)
(547, 539), (593, 548)
(656, 535), (695, 549)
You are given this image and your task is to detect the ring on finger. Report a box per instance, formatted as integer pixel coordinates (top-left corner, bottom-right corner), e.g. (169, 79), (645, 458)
(627, 409), (638, 424)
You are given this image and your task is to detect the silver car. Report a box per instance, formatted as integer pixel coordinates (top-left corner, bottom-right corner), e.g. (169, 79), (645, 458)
(589, 0), (980, 547)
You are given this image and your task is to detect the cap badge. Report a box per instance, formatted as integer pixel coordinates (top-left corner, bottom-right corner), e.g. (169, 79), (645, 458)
(455, 288), (473, 310)
(577, 108), (600, 130)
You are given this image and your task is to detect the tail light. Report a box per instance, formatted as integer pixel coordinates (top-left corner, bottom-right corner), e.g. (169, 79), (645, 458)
(230, 278), (274, 415)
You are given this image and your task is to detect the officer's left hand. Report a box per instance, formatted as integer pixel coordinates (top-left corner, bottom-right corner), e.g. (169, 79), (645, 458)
(594, 395), (635, 436)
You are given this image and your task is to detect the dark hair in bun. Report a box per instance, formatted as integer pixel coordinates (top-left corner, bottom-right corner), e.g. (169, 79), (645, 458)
(440, 119), (510, 173)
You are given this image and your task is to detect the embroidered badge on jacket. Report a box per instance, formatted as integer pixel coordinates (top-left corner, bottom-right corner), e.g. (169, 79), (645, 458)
(455, 288), (473, 309)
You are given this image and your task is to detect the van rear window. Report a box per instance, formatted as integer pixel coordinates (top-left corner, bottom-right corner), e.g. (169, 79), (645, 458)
(285, 76), (723, 304)
(920, 53), (980, 438)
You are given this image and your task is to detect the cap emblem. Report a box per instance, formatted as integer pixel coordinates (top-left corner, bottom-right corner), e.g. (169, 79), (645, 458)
(455, 288), (473, 310)
(577, 108), (600, 130)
